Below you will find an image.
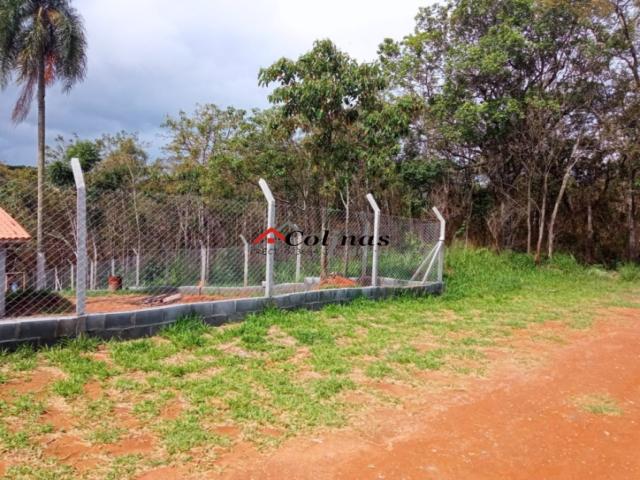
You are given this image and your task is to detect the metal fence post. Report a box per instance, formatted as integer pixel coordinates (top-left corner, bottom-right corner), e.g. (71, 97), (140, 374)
(295, 231), (302, 283)
(366, 194), (381, 287)
(0, 246), (6, 318)
(239, 235), (249, 287)
(432, 206), (446, 283)
(71, 158), (87, 316)
(199, 242), (207, 287)
(36, 252), (45, 290)
(259, 179), (275, 297)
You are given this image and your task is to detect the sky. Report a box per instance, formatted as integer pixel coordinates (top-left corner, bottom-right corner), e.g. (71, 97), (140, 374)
(0, 0), (427, 166)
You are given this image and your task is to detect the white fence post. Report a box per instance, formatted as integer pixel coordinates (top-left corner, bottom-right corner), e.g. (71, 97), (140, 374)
(0, 246), (6, 318)
(366, 194), (381, 287)
(432, 207), (446, 283)
(199, 243), (207, 287)
(36, 252), (45, 290)
(259, 179), (275, 297)
(71, 158), (87, 316)
(239, 235), (250, 287)
(295, 231), (302, 283)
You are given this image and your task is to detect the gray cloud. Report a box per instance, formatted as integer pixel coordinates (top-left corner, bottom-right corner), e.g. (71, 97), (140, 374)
(0, 0), (427, 165)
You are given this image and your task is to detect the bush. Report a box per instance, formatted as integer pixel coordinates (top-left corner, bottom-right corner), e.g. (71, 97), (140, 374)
(618, 263), (640, 282)
(545, 253), (582, 273)
(443, 246), (533, 300)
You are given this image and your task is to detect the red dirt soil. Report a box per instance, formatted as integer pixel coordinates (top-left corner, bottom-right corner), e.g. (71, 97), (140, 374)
(82, 294), (226, 314)
(319, 275), (359, 289)
(211, 307), (640, 480)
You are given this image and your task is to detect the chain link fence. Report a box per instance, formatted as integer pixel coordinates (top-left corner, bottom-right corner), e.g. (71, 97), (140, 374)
(0, 165), (444, 320)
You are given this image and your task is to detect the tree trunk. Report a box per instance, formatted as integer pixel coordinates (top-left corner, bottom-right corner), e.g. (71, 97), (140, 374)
(499, 200), (505, 251)
(628, 167), (638, 261)
(36, 56), (46, 289)
(534, 171), (549, 264)
(587, 201), (594, 262)
(341, 185), (350, 276)
(548, 139), (582, 259)
(526, 171), (532, 255)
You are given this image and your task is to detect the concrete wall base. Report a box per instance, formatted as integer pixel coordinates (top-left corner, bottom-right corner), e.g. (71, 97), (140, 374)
(0, 283), (443, 349)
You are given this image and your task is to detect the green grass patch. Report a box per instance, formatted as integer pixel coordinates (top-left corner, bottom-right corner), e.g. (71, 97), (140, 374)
(0, 246), (637, 474)
(575, 394), (623, 416)
(160, 414), (227, 453)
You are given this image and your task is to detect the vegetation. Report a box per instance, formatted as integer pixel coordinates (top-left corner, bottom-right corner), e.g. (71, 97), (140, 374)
(0, 0), (87, 288)
(1, 0), (638, 268)
(575, 393), (623, 416)
(0, 246), (638, 476)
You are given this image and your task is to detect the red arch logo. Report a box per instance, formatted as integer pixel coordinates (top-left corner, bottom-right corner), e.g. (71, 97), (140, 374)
(253, 228), (286, 245)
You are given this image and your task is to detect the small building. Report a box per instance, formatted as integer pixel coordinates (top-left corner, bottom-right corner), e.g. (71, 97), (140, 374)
(0, 207), (31, 318)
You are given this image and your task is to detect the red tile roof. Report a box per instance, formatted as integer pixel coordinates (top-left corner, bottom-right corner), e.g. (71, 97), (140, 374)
(0, 207), (31, 243)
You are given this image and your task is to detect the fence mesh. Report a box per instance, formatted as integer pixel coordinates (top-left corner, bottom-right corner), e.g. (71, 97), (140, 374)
(0, 180), (442, 320)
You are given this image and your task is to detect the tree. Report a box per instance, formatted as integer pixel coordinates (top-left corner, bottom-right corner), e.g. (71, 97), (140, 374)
(592, 0), (640, 261)
(259, 39), (413, 275)
(0, 0), (87, 287)
(47, 136), (101, 188)
(380, 0), (611, 261)
(161, 104), (249, 198)
(259, 39), (406, 206)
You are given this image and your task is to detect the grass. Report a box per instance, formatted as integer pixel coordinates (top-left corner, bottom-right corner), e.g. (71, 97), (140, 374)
(88, 426), (125, 444)
(0, 246), (638, 476)
(575, 394), (623, 416)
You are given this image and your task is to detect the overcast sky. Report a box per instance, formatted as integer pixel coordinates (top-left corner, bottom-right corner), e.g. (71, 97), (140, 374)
(0, 0), (427, 166)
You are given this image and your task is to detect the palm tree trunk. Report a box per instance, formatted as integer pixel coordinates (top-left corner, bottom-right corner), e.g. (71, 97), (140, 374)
(36, 57), (46, 289)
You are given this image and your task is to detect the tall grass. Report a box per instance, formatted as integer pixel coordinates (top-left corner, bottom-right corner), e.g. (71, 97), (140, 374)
(442, 245), (624, 304)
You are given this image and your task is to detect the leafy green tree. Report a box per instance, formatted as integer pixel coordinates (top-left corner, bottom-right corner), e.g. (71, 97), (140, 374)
(259, 40), (416, 275)
(259, 39), (410, 207)
(0, 0), (87, 286)
(160, 104), (249, 197)
(47, 137), (101, 188)
(381, 0), (607, 259)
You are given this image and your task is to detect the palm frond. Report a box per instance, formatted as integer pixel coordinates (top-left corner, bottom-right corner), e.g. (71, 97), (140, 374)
(11, 73), (35, 122)
(0, 0), (87, 121)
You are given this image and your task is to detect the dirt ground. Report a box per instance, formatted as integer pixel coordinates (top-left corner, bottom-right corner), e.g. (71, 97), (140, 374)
(2, 307), (640, 479)
(210, 307), (640, 480)
(82, 294), (226, 314)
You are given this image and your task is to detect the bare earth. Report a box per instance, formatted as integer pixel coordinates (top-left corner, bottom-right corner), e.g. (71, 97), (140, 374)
(83, 294), (226, 314)
(2, 307), (640, 479)
(213, 307), (640, 480)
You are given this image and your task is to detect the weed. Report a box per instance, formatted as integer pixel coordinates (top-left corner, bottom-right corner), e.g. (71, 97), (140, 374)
(575, 394), (623, 416)
(52, 375), (85, 398)
(365, 361), (394, 379)
(89, 425), (124, 444)
(160, 414), (227, 453)
(618, 263), (640, 282)
(161, 315), (209, 349)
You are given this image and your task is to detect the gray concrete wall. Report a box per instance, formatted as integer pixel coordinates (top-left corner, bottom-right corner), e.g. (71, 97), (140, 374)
(0, 283), (443, 350)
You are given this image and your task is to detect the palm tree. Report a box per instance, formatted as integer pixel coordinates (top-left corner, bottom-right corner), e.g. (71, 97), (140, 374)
(0, 0), (87, 288)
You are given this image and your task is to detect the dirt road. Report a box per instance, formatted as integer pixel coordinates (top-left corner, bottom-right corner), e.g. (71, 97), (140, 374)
(215, 308), (640, 480)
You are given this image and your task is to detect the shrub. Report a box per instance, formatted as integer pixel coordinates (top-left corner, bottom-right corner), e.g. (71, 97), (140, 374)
(618, 263), (640, 282)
